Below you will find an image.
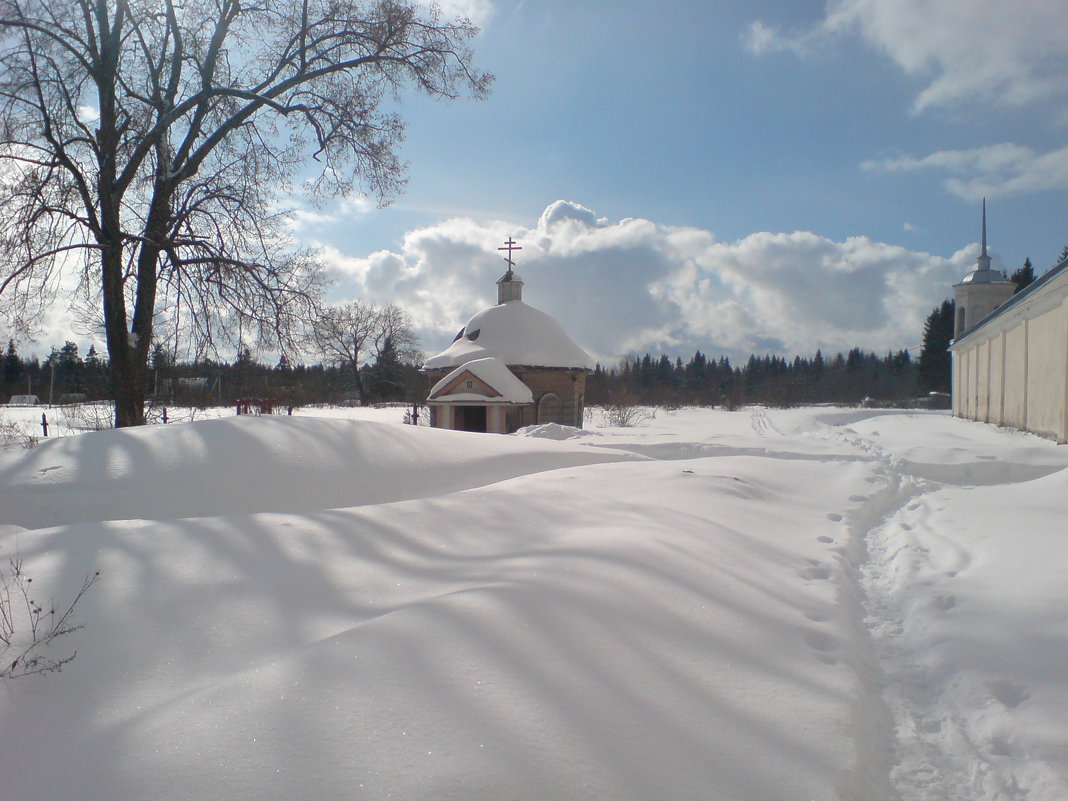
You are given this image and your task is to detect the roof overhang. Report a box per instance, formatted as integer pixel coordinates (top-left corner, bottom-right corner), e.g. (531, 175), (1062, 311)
(427, 357), (534, 405)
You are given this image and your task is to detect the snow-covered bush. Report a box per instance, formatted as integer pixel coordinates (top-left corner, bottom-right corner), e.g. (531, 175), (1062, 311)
(58, 401), (114, 432)
(0, 417), (37, 449)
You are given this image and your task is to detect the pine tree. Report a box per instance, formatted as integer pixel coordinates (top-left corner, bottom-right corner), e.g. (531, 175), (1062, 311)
(918, 299), (955, 393)
(1010, 258), (1035, 294)
(3, 340), (21, 388)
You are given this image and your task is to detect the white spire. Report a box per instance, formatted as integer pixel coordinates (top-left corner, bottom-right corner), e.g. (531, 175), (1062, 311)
(981, 197), (987, 256)
(976, 197), (992, 272)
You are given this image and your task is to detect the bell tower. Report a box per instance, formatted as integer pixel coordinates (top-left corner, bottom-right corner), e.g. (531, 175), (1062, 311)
(953, 199), (1014, 338)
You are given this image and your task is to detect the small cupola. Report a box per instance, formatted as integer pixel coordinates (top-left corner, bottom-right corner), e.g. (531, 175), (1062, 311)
(496, 237), (524, 303)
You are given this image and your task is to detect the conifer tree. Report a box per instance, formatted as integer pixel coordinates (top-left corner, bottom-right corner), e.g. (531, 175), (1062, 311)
(1010, 258), (1035, 294)
(918, 300), (955, 393)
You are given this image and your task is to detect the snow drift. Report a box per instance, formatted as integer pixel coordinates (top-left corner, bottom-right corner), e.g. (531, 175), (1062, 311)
(0, 406), (1065, 801)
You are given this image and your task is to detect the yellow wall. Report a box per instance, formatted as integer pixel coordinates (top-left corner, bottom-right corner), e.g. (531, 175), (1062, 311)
(952, 281), (1068, 442)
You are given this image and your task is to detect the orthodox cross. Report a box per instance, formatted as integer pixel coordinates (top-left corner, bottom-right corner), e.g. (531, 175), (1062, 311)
(498, 237), (522, 269)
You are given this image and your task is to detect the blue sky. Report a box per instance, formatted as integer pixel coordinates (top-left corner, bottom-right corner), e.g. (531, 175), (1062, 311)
(33, 0), (1068, 364)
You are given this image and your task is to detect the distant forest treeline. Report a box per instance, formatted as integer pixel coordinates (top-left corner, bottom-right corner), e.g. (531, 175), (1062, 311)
(585, 348), (926, 409)
(3, 339), (934, 411)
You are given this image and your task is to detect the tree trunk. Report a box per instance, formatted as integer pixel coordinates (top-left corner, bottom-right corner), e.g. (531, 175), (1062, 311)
(111, 355), (147, 427)
(95, 13), (146, 428)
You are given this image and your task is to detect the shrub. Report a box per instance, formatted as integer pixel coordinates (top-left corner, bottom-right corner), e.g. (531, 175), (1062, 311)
(1, 554), (99, 678)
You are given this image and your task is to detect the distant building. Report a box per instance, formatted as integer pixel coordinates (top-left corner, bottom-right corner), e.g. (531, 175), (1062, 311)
(950, 203), (1068, 442)
(7, 394), (39, 406)
(423, 239), (594, 434)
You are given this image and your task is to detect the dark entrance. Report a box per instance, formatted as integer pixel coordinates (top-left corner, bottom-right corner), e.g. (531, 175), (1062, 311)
(456, 405), (487, 432)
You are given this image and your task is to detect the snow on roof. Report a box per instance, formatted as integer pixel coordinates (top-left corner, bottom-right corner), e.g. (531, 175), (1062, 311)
(957, 267), (1011, 285)
(423, 300), (594, 371)
(428, 357), (534, 404)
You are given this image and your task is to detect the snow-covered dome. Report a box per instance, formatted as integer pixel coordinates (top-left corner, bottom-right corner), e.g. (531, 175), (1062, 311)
(959, 267), (1010, 285)
(423, 299), (594, 371)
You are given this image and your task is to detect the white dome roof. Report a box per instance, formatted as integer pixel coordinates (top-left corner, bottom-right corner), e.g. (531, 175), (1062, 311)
(423, 300), (594, 371)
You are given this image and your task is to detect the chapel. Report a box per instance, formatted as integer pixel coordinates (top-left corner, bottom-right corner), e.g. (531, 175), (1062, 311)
(422, 239), (594, 434)
(950, 204), (1068, 442)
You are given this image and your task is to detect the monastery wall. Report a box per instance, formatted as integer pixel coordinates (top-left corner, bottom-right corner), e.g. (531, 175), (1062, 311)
(1024, 301), (1068, 440)
(952, 277), (1068, 443)
(1002, 325), (1028, 428)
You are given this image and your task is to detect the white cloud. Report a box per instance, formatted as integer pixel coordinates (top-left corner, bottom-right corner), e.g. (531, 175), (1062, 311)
(742, 21), (805, 57)
(283, 195), (374, 233)
(746, 0), (1068, 113)
(863, 143), (1068, 200)
(318, 201), (969, 363)
(432, 0), (494, 27)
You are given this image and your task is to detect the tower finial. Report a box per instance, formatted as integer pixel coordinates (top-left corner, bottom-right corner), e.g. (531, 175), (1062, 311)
(498, 237), (522, 273)
(496, 238), (524, 303)
(981, 197), (987, 257)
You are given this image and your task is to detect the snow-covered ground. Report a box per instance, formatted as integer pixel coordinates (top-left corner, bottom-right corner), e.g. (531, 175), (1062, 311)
(1, 404), (1065, 801)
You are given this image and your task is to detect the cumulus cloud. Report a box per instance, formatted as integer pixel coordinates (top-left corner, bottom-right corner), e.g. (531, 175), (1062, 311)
(745, 0), (1068, 113)
(317, 200), (970, 363)
(863, 143), (1068, 200)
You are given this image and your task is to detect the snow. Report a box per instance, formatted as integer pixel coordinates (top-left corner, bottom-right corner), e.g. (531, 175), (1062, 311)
(429, 357), (535, 404)
(422, 299), (595, 370)
(1, 404), (1067, 801)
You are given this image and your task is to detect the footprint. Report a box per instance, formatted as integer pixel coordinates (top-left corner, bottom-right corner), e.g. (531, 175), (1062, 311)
(802, 629), (837, 652)
(803, 610), (828, 622)
(917, 718), (942, 734)
(849, 494), (868, 503)
(37, 465), (62, 474)
(987, 679), (1029, 708)
(801, 565), (832, 580)
(989, 735), (1014, 757)
(817, 535), (834, 544)
(932, 595), (957, 611)
(900, 523), (914, 531)
(864, 476), (881, 484)
(826, 513), (843, 522)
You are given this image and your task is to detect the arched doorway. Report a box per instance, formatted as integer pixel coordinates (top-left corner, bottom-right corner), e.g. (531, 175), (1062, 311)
(537, 392), (563, 424)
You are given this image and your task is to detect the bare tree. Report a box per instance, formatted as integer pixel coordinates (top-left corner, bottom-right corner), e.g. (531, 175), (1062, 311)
(0, 0), (490, 426)
(371, 301), (419, 363)
(312, 298), (379, 403)
(367, 301), (420, 399)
